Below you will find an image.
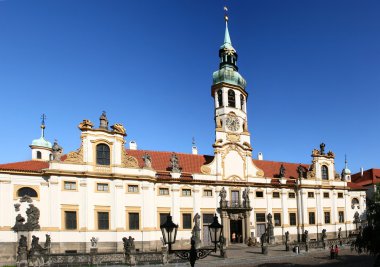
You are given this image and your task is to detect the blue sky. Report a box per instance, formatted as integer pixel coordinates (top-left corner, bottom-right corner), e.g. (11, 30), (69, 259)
(0, 0), (379, 173)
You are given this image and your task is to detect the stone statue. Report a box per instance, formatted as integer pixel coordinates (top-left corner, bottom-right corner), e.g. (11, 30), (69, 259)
(284, 231), (290, 250)
(338, 227), (342, 240)
(267, 213), (274, 244)
(279, 164), (286, 178)
(219, 187), (227, 202)
(122, 236), (135, 253)
(191, 213), (201, 249)
(169, 152), (181, 173)
(14, 203), (20, 212)
(25, 204), (40, 230)
(320, 143), (326, 155)
(243, 187), (250, 208)
(52, 140), (63, 161)
(99, 111), (108, 130)
(321, 229), (327, 249)
(90, 237), (98, 248)
(29, 235), (45, 256)
(20, 195), (32, 203)
(142, 153), (152, 168)
(12, 214), (25, 232)
(327, 151), (335, 157)
(44, 234), (51, 249)
(297, 165), (304, 179)
(17, 235), (28, 262)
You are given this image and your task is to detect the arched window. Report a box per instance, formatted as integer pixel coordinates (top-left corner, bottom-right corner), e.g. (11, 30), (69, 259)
(240, 94), (244, 110)
(217, 89), (223, 107)
(228, 90), (235, 108)
(96, 144), (110, 165)
(17, 187), (38, 198)
(36, 151), (42, 159)
(321, 165), (329, 180)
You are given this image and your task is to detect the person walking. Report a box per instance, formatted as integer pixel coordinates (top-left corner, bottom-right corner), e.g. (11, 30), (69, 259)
(330, 245), (335, 259)
(334, 245), (339, 259)
(232, 232), (236, 243)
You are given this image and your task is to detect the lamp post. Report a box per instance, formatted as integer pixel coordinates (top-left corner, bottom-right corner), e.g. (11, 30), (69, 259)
(160, 214), (223, 267)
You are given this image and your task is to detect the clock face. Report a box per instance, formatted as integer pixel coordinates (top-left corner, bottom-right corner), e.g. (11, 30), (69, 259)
(226, 116), (240, 131)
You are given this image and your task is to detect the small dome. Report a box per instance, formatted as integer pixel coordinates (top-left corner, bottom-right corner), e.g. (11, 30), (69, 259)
(213, 67), (246, 89)
(343, 168), (351, 175)
(31, 136), (52, 149)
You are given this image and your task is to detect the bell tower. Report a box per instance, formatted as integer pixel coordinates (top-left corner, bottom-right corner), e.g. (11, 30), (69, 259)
(200, 9), (263, 182)
(211, 13), (251, 149)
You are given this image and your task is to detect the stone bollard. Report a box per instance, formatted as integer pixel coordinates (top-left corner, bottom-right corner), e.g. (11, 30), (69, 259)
(262, 245), (268, 255)
(161, 246), (168, 265)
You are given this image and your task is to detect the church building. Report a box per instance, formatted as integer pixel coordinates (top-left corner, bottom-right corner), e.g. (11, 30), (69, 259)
(0, 14), (366, 262)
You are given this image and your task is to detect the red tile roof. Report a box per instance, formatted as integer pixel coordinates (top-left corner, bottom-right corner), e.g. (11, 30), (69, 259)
(253, 160), (309, 179)
(351, 169), (380, 186)
(347, 182), (366, 190)
(0, 160), (49, 173)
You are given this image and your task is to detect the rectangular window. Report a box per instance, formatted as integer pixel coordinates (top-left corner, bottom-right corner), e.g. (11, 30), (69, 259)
(64, 181), (76, 191)
(98, 212), (109, 230)
(256, 213), (266, 223)
(338, 192), (344, 198)
(308, 192), (314, 198)
(288, 192), (296, 198)
(274, 213), (281, 226)
(273, 192), (280, 198)
(324, 211), (331, 224)
(128, 185), (139, 193)
(309, 212), (315, 225)
(97, 183), (109, 192)
(323, 192), (329, 198)
(256, 191), (264, 198)
(159, 188), (169, 195)
(203, 189), (213, 197)
(159, 213), (170, 226)
(203, 214), (214, 225)
(128, 213), (139, 230)
(182, 189), (191, 196)
(338, 211), (344, 223)
(65, 211), (77, 230)
(289, 213), (297, 226)
(182, 213), (192, 229)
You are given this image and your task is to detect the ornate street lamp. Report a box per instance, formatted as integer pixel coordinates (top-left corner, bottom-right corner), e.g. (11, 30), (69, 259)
(209, 214), (223, 252)
(160, 214), (223, 266)
(160, 215), (178, 252)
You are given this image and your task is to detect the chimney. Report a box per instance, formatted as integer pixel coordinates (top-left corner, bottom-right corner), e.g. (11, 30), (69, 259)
(360, 167), (364, 177)
(129, 141), (137, 150)
(258, 152), (263, 160)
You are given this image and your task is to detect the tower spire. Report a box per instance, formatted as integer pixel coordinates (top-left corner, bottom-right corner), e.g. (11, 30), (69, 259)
(223, 6), (232, 46)
(40, 113), (46, 138)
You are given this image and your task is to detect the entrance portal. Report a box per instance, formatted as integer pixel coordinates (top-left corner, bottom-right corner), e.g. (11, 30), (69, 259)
(230, 219), (243, 243)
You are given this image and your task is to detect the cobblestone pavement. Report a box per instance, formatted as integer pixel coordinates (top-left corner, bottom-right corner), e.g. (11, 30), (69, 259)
(156, 244), (375, 267)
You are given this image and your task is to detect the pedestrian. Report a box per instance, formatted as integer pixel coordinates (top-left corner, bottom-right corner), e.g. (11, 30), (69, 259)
(232, 232), (236, 243)
(334, 245), (339, 259)
(330, 245), (335, 259)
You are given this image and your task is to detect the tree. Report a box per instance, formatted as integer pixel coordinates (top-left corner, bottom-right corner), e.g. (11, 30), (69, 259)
(354, 185), (380, 266)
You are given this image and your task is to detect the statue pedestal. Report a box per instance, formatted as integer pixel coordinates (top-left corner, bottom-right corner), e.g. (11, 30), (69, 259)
(261, 246), (268, 255)
(90, 248), (98, 254)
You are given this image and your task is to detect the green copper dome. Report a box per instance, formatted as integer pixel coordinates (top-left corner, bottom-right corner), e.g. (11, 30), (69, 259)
(31, 136), (52, 149)
(212, 66), (247, 89)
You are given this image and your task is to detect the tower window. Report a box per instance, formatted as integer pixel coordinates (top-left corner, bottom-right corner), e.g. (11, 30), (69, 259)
(321, 165), (329, 180)
(240, 94), (244, 110)
(36, 151), (42, 159)
(96, 144), (110, 165)
(217, 89), (223, 107)
(228, 90), (235, 108)
(17, 187), (38, 198)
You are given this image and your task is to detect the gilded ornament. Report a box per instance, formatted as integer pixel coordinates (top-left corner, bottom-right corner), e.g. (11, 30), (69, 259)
(65, 146), (83, 163)
(111, 123), (126, 135)
(200, 165), (211, 175)
(227, 133), (240, 142)
(256, 170), (264, 177)
(121, 149), (138, 168)
(327, 151), (335, 158)
(78, 120), (94, 130)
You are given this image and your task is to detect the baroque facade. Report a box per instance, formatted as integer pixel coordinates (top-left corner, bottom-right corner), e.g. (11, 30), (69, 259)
(0, 16), (366, 263)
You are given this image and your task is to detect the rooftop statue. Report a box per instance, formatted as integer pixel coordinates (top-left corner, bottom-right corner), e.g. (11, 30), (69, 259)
(169, 153), (181, 173)
(99, 111), (108, 130)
